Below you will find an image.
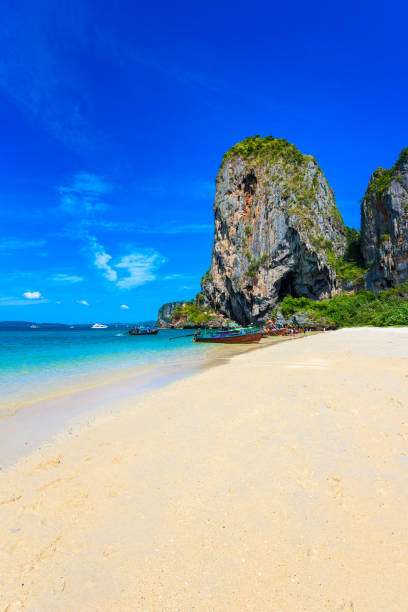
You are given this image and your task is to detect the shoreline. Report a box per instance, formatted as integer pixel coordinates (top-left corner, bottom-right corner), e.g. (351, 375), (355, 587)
(0, 333), (300, 467)
(2, 328), (407, 610)
(0, 361), (197, 469)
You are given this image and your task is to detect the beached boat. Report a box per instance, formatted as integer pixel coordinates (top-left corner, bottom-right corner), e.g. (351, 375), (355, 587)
(193, 327), (265, 344)
(264, 320), (303, 335)
(128, 326), (159, 336)
(264, 320), (291, 336)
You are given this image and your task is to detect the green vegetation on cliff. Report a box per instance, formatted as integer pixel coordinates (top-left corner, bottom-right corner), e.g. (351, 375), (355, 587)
(221, 135), (344, 239)
(200, 269), (213, 287)
(325, 226), (367, 285)
(333, 258), (366, 284)
(279, 282), (408, 327)
(222, 135), (316, 168)
(314, 227), (366, 285)
(171, 294), (220, 326)
(344, 227), (363, 262)
(367, 167), (394, 197)
(246, 253), (269, 279)
(367, 147), (408, 197)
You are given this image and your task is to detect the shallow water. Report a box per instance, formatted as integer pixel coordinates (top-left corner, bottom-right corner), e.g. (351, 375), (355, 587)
(0, 329), (208, 417)
(0, 328), (276, 419)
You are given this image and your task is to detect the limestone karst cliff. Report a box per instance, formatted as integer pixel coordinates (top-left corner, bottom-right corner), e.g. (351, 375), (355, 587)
(157, 139), (408, 328)
(201, 136), (346, 324)
(361, 148), (408, 291)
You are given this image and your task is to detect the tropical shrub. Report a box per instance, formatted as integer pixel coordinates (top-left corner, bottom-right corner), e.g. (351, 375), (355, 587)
(279, 281), (408, 327)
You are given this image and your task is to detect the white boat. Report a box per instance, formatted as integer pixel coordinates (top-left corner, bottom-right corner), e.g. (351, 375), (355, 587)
(30, 324), (39, 329)
(91, 323), (108, 329)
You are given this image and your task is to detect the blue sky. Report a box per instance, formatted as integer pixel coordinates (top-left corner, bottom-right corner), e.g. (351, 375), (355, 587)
(1, 0), (407, 323)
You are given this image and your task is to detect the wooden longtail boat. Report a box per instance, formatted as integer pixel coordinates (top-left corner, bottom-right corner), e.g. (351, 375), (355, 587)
(128, 327), (159, 336)
(264, 320), (290, 336)
(193, 328), (265, 343)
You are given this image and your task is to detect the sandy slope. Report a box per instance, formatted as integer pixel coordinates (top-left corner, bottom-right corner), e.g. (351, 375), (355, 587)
(1, 328), (408, 611)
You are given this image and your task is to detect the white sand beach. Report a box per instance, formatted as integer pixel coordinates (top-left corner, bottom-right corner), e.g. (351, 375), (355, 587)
(1, 328), (408, 611)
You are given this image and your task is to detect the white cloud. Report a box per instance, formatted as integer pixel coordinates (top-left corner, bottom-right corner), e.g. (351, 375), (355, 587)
(23, 291), (42, 299)
(60, 227), (164, 290)
(65, 229), (117, 283)
(88, 236), (117, 282)
(120, 304), (129, 309)
(77, 299), (89, 306)
(116, 251), (165, 289)
(58, 172), (111, 215)
(83, 232), (164, 290)
(52, 273), (83, 283)
(94, 250), (117, 281)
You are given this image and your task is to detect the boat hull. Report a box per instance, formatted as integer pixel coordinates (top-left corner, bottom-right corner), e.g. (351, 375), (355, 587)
(128, 329), (159, 336)
(194, 331), (265, 344)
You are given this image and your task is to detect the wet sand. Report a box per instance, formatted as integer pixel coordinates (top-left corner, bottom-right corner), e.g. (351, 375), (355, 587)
(1, 328), (408, 611)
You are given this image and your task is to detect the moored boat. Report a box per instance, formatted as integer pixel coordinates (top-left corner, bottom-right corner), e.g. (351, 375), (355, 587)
(128, 326), (159, 336)
(193, 326), (265, 343)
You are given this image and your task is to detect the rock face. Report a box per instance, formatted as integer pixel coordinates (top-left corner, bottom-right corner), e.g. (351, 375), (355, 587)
(157, 301), (187, 327)
(361, 148), (408, 291)
(202, 136), (346, 324)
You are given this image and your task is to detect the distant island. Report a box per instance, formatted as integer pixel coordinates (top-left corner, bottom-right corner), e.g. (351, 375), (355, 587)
(0, 320), (156, 331)
(158, 135), (408, 329)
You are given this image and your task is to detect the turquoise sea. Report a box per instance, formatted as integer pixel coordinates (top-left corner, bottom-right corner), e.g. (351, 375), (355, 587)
(0, 329), (209, 417)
